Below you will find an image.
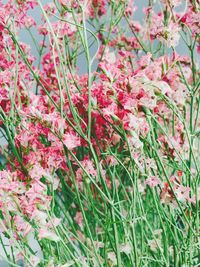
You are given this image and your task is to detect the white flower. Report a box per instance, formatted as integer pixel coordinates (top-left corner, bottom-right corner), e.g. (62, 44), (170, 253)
(119, 243), (132, 255)
(148, 238), (162, 252)
(107, 252), (117, 266)
(161, 23), (180, 47)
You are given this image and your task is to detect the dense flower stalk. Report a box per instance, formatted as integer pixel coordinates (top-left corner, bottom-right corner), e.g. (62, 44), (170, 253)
(0, 0), (199, 266)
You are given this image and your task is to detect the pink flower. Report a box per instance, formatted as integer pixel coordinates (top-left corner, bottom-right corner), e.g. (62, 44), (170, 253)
(175, 185), (190, 202)
(44, 3), (56, 16)
(138, 53), (152, 67)
(145, 176), (160, 188)
(112, 133), (121, 145)
(29, 165), (47, 180)
(74, 211), (83, 228)
(14, 215), (32, 237)
(106, 155), (118, 166)
(38, 229), (60, 242)
(63, 133), (80, 150)
(197, 43), (200, 54)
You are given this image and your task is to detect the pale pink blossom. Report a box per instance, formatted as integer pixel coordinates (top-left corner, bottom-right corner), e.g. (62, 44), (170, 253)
(175, 185), (190, 202)
(145, 176), (160, 188)
(74, 211), (84, 228)
(38, 229), (60, 242)
(63, 133), (81, 150)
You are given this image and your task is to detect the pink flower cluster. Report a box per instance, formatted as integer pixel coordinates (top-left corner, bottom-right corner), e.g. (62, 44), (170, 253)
(0, 0), (199, 261)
